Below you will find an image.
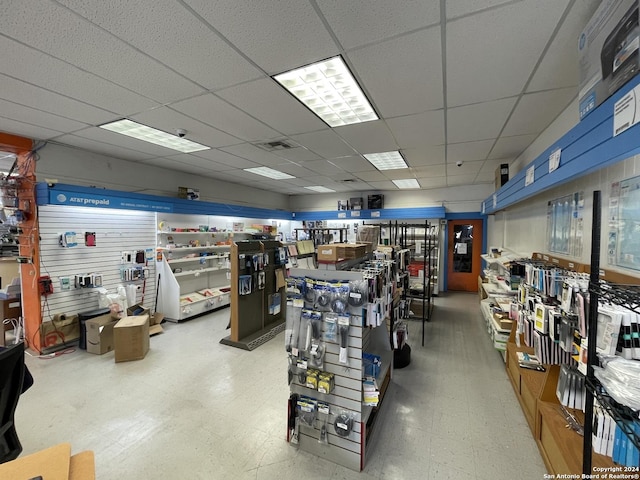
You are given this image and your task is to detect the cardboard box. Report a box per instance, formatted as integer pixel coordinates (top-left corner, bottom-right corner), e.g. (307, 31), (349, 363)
(579, 0), (640, 119)
(85, 314), (118, 355)
(40, 314), (80, 348)
(495, 163), (509, 189)
(317, 244), (343, 262)
(126, 303), (150, 318)
(343, 244), (367, 259)
(114, 315), (149, 362)
(125, 304), (163, 335)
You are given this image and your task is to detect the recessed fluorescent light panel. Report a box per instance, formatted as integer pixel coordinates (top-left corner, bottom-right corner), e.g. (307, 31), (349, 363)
(273, 56), (378, 127)
(363, 151), (408, 171)
(305, 186), (335, 193)
(393, 179), (420, 189)
(99, 119), (210, 153)
(244, 167), (295, 180)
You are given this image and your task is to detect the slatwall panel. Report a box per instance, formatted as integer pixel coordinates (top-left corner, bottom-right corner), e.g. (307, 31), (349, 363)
(288, 267), (393, 472)
(38, 205), (157, 321)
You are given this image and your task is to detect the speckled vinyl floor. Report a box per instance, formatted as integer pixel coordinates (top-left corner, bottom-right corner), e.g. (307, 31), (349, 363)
(15, 292), (546, 479)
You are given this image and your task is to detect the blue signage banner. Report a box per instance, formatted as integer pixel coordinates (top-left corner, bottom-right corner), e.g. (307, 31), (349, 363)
(47, 189), (173, 212)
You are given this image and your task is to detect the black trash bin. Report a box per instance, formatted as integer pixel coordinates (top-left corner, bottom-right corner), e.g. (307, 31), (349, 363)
(77, 308), (111, 350)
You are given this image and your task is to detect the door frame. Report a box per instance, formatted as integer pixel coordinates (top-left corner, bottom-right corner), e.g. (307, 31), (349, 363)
(441, 213), (487, 292)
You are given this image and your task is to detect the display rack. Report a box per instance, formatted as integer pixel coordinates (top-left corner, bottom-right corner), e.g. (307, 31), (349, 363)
(398, 221), (437, 346)
(156, 230), (245, 322)
(583, 190), (640, 473)
(287, 267), (393, 471)
(220, 240), (287, 351)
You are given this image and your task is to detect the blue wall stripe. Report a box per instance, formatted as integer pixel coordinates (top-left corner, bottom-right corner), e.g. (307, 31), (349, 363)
(292, 206), (446, 221)
(484, 73), (640, 214)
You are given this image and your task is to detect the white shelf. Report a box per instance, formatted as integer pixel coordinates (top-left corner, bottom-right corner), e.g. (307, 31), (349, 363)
(159, 230), (257, 235)
(482, 281), (517, 296)
(167, 255), (227, 264)
(160, 245), (231, 251)
(173, 266), (228, 277)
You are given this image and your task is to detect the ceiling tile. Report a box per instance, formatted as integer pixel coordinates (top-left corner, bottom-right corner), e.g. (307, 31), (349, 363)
(449, 160), (483, 175)
(316, 0), (439, 49)
(59, 0), (262, 91)
(479, 158), (512, 174)
(0, 36), (158, 115)
(447, 174), (479, 186)
(217, 78), (327, 135)
(272, 163), (316, 177)
(416, 176), (448, 189)
(330, 156), (374, 172)
(1, 0), (204, 103)
(290, 130), (357, 159)
(475, 171), (497, 182)
(403, 146), (446, 166)
(0, 117), (65, 141)
(334, 121), (398, 153)
(488, 134), (538, 159)
(447, 0), (569, 106)
(387, 110), (445, 148)
(347, 27), (443, 117)
(503, 87), (576, 136)
(268, 147), (322, 163)
(286, 178), (317, 187)
(367, 181), (398, 190)
(447, 139), (495, 162)
(170, 94), (280, 142)
(447, 97), (517, 143)
(0, 73), (116, 125)
(184, 0), (337, 75)
(141, 157), (218, 176)
(354, 171), (387, 182)
(156, 154), (237, 172)
(221, 143), (292, 166)
(446, 0), (515, 19)
(382, 169), (417, 180)
(192, 148), (261, 169)
(51, 135), (154, 161)
(413, 164), (446, 177)
(527, 0), (602, 91)
(131, 107), (241, 149)
(304, 160), (349, 176)
(0, 98), (89, 133)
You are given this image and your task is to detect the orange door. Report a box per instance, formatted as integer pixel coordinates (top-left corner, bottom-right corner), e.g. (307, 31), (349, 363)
(447, 219), (483, 292)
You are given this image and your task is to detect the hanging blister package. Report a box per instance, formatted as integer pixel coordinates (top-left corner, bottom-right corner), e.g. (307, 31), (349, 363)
(285, 295), (304, 354)
(309, 339), (325, 369)
(348, 279), (368, 310)
(330, 281), (350, 314)
(304, 277), (316, 306)
(297, 396), (317, 427)
(317, 402), (330, 445)
(337, 313), (351, 365)
(299, 309), (313, 352)
(334, 409), (355, 438)
(315, 281), (332, 311)
(324, 312), (338, 342)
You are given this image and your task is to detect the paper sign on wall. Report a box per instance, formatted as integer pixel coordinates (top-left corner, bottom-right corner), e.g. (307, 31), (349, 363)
(613, 84), (640, 137)
(492, 194), (497, 209)
(549, 148), (561, 173)
(371, 211), (380, 218)
(338, 212), (346, 218)
(525, 165), (535, 186)
(350, 211), (360, 217)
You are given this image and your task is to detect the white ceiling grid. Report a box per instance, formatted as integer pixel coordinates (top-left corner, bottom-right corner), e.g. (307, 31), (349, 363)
(0, 0), (602, 196)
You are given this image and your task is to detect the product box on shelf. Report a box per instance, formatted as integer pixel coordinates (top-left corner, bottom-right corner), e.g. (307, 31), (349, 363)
(495, 163), (509, 189)
(343, 244), (367, 259)
(114, 315), (150, 362)
(85, 314), (118, 355)
(317, 244), (343, 262)
(578, 0), (640, 119)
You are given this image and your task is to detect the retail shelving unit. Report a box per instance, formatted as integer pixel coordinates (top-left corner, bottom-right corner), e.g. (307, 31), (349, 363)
(479, 249), (522, 360)
(294, 227), (349, 246)
(156, 228), (256, 322)
(398, 221), (438, 346)
(582, 191), (640, 474)
(287, 267), (393, 471)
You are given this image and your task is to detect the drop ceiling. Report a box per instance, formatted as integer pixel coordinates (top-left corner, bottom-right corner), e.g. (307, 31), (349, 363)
(0, 0), (601, 195)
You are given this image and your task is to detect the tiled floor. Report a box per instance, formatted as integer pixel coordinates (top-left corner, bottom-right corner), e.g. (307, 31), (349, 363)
(15, 292), (547, 479)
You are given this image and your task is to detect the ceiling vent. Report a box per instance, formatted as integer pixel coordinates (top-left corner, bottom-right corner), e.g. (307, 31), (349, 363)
(338, 178), (358, 183)
(254, 139), (299, 151)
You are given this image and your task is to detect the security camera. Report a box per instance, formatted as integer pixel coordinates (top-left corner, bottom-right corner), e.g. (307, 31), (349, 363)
(456, 161), (463, 167)
(176, 129), (187, 138)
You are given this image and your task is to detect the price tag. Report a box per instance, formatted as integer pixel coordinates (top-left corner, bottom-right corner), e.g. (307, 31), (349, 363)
(525, 165), (535, 186)
(548, 148), (561, 173)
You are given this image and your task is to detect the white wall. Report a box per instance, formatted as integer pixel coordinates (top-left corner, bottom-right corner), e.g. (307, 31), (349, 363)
(289, 184), (494, 214)
(488, 153), (640, 277)
(36, 143), (290, 210)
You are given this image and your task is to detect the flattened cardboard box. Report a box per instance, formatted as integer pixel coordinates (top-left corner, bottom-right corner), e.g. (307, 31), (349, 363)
(114, 315), (149, 362)
(85, 314), (118, 355)
(127, 303), (164, 335)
